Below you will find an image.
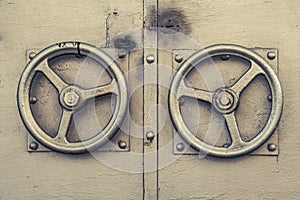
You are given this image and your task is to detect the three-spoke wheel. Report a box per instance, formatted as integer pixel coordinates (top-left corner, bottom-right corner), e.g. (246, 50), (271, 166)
(18, 42), (128, 154)
(169, 44), (283, 157)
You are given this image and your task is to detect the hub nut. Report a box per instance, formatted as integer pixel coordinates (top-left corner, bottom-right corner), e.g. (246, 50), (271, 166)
(212, 88), (238, 114)
(64, 90), (80, 107)
(219, 95), (231, 106)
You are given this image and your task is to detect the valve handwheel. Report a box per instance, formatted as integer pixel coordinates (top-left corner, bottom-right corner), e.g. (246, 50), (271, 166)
(169, 44), (283, 157)
(18, 42), (128, 154)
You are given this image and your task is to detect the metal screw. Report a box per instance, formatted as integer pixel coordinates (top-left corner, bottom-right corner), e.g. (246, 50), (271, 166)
(221, 55), (230, 61)
(179, 98), (185, 106)
(223, 143), (230, 148)
(268, 143), (277, 152)
(175, 54), (183, 63)
(267, 51), (276, 60)
(146, 55), (155, 64)
(118, 52), (126, 59)
(30, 97), (37, 104)
(118, 141), (127, 149)
(146, 131), (155, 141)
(176, 143), (185, 152)
(268, 95), (272, 101)
(29, 52), (37, 60)
(29, 141), (39, 150)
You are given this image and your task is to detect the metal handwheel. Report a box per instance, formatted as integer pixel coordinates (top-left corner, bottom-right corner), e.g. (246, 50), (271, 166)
(169, 44), (283, 158)
(17, 42), (128, 154)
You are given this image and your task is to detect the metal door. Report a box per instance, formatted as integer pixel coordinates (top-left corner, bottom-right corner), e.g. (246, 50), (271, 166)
(155, 1), (299, 200)
(0, 1), (145, 199)
(1, 0), (299, 200)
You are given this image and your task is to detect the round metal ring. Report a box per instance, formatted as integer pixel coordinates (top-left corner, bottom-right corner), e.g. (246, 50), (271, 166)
(169, 44), (283, 158)
(17, 42), (128, 154)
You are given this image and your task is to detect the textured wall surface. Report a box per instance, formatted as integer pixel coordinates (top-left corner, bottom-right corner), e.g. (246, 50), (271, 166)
(0, 1), (144, 199)
(1, 0), (299, 199)
(157, 0), (300, 199)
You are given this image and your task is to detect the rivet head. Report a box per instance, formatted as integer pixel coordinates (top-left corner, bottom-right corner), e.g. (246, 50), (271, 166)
(179, 98), (185, 106)
(267, 51), (276, 60)
(221, 55), (230, 61)
(146, 131), (155, 141)
(118, 52), (126, 59)
(175, 54), (183, 63)
(29, 52), (37, 60)
(268, 95), (272, 101)
(268, 143), (277, 152)
(223, 143), (230, 148)
(29, 141), (39, 150)
(176, 143), (185, 152)
(118, 141), (127, 149)
(30, 97), (37, 104)
(146, 55), (155, 64)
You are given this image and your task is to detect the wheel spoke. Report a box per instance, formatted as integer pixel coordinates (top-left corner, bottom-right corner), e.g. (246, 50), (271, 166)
(224, 112), (245, 148)
(83, 80), (118, 100)
(35, 59), (68, 92)
(177, 81), (213, 103)
(54, 109), (73, 143)
(230, 61), (264, 96)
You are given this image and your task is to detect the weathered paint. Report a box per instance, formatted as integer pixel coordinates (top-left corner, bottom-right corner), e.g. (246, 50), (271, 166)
(158, 0), (300, 199)
(0, 0), (299, 199)
(0, 0), (143, 199)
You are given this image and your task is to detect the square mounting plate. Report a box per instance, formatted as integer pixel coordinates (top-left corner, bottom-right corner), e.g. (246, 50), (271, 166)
(172, 48), (279, 156)
(26, 48), (130, 152)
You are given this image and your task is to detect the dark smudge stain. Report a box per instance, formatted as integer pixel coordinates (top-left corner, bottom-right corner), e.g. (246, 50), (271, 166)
(112, 35), (137, 52)
(158, 8), (191, 35)
(148, 7), (191, 35)
(146, 5), (158, 28)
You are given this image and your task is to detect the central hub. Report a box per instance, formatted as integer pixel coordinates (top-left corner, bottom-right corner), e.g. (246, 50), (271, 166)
(216, 92), (233, 109)
(64, 90), (80, 107)
(212, 88), (239, 114)
(60, 86), (83, 110)
(219, 95), (231, 106)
